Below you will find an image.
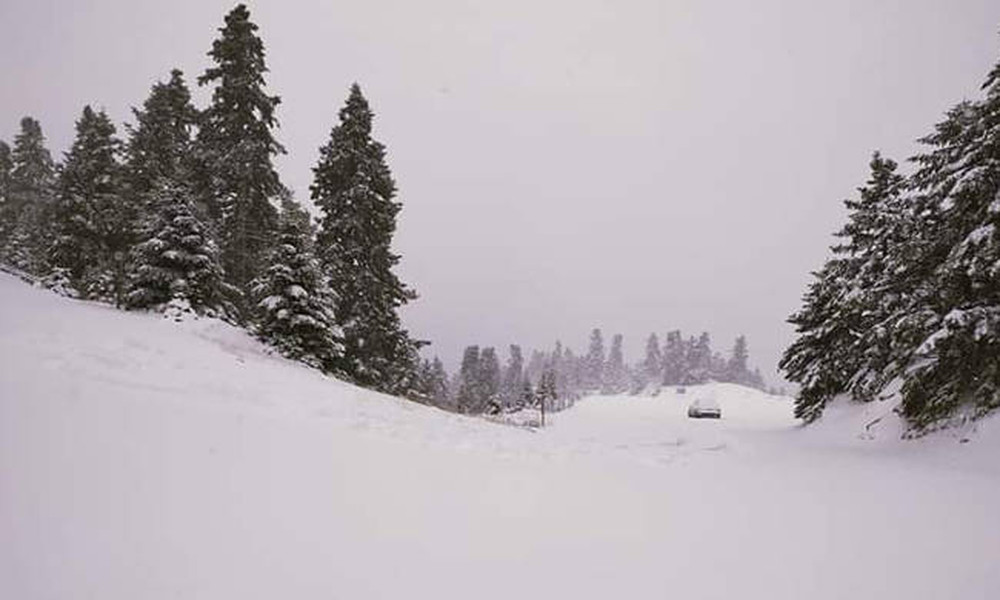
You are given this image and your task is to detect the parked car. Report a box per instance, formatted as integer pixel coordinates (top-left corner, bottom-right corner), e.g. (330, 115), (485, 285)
(687, 396), (721, 419)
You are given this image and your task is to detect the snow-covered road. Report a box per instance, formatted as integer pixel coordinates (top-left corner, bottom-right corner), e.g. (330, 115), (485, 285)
(2, 273), (999, 600)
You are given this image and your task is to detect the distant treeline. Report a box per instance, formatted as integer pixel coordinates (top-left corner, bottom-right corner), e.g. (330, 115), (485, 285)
(781, 40), (1000, 434)
(414, 329), (769, 415)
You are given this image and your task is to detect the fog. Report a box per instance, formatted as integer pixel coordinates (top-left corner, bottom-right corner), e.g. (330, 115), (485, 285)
(3, 0), (999, 380)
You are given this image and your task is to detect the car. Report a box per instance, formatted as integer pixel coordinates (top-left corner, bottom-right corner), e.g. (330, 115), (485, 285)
(687, 396), (721, 419)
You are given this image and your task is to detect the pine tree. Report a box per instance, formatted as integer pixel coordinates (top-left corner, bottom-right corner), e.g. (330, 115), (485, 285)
(603, 333), (627, 394)
(278, 186), (315, 240)
(780, 261), (853, 421)
(197, 3), (284, 294)
(126, 70), (199, 202)
(501, 344), (524, 409)
(727, 335), (750, 384)
(559, 345), (580, 401)
(456, 345), (481, 414)
(429, 357), (450, 405)
(126, 180), (233, 317)
(50, 106), (130, 301)
(4, 117), (56, 273)
(584, 327), (606, 391)
(537, 368), (559, 420)
(892, 60), (1000, 428)
(661, 330), (685, 386)
(686, 332), (713, 384)
(640, 333), (662, 391)
(312, 83), (418, 392)
(479, 347), (502, 413)
(250, 212), (344, 371)
(780, 153), (907, 421)
(520, 378), (536, 410)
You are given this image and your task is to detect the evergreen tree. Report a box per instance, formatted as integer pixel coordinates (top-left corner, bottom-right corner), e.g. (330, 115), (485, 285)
(661, 330), (685, 386)
(278, 186), (315, 241)
(501, 344), (525, 409)
(429, 357), (450, 405)
(525, 349), (547, 388)
(559, 345), (580, 401)
(892, 63), (1000, 428)
(4, 117), (56, 273)
(312, 83), (418, 392)
(783, 44), (1000, 430)
(479, 347), (502, 413)
(50, 106), (130, 301)
(197, 3), (284, 293)
(640, 333), (662, 390)
(602, 333), (627, 394)
(250, 216), (343, 371)
(685, 332), (713, 384)
(584, 327), (606, 391)
(126, 179), (232, 317)
(780, 153), (907, 422)
(537, 368), (558, 410)
(456, 345), (481, 414)
(520, 378), (536, 410)
(780, 261), (854, 421)
(126, 70), (199, 202)
(727, 335), (750, 384)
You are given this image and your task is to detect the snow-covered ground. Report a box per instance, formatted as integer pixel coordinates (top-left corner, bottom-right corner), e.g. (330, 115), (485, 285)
(2, 272), (999, 600)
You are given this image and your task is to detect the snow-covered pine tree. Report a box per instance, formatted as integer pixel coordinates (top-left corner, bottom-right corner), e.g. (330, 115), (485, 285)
(780, 153), (907, 422)
(584, 328), (606, 392)
(661, 330), (685, 386)
(50, 106), (131, 301)
(640, 332), (662, 392)
(520, 378), (536, 410)
(602, 333), (627, 394)
(456, 345), (481, 414)
(311, 83), (419, 393)
(891, 59), (1000, 429)
(833, 153), (909, 401)
(250, 214), (344, 372)
(560, 345), (581, 402)
(278, 187), (315, 241)
(429, 357), (450, 406)
(126, 70), (199, 213)
(196, 4), (284, 296)
(251, 210), (344, 375)
(523, 349), (544, 387)
(127, 71), (197, 194)
(411, 359), (435, 403)
(780, 261), (854, 421)
(727, 335), (750, 384)
(537, 368), (557, 410)
(479, 347), (502, 413)
(500, 344), (525, 410)
(4, 117), (56, 274)
(687, 332), (713, 384)
(126, 179), (233, 318)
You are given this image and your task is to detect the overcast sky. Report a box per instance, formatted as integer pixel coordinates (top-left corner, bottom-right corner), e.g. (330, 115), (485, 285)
(3, 0), (1000, 381)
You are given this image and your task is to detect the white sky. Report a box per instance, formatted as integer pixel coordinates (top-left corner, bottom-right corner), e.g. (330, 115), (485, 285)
(3, 0), (1000, 381)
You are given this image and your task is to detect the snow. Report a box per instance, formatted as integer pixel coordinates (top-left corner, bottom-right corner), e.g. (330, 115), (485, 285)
(2, 273), (1000, 599)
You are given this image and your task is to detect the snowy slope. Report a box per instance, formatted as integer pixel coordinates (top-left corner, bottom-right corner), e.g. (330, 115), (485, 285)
(2, 273), (1000, 600)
